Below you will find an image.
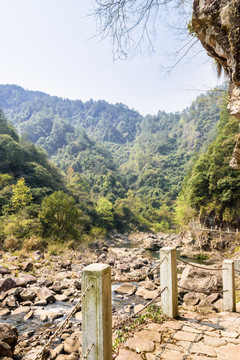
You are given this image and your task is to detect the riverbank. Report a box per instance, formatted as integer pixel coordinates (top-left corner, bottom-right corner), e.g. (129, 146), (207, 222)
(0, 231), (239, 359)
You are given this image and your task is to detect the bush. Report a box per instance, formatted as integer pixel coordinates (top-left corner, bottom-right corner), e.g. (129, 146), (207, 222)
(3, 235), (20, 251)
(3, 213), (42, 239)
(22, 236), (47, 252)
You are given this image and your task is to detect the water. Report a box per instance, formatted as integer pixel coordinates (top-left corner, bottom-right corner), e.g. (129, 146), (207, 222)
(2, 240), (212, 334)
(0, 301), (74, 334)
(112, 239), (211, 265)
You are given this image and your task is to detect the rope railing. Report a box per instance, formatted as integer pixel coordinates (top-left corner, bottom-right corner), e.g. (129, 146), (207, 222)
(111, 256), (166, 283)
(82, 343), (94, 359)
(35, 283), (93, 360)
(177, 257), (226, 271)
(31, 248), (240, 360)
(177, 284), (227, 295)
(112, 286), (167, 330)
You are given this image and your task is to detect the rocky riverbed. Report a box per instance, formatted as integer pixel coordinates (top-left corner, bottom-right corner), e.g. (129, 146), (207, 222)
(0, 232), (238, 359)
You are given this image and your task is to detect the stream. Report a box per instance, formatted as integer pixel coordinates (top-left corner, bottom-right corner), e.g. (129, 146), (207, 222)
(0, 241), (211, 335)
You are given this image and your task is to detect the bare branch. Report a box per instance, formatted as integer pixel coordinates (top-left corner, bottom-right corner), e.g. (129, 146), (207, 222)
(92, 0), (190, 60)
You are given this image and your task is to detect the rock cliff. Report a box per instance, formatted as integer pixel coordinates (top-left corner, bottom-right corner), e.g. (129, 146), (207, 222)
(192, 0), (240, 168)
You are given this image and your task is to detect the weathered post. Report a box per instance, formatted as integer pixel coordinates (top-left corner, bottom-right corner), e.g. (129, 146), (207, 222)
(82, 264), (112, 360)
(235, 258), (240, 273)
(222, 260), (236, 312)
(160, 247), (178, 318)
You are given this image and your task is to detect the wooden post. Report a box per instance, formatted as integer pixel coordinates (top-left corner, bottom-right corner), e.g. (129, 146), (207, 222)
(82, 264), (112, 360)
(222, 260), (236, 312)
(160, 247), (178, 318)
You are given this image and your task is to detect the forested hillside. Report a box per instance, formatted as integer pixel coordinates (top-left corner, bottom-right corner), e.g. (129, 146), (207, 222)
(176, 100), (240, 229)
(0, 84), (227, 244)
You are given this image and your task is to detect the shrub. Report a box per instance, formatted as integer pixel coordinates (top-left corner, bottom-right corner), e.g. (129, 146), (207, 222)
(23, 236), (47, 252)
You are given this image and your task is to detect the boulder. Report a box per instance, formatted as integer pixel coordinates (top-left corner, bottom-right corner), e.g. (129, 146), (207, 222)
(0, 267), (11, 275)
(116, 264), (130, 273)
(0, 278), (16, 294)
(55, 354), (78, 360)
(0, 323), (18, 350)
(114, 283), (136, 296)
(3, 295), (17, 308)
(49, 344), (64, 359)
(22, 262), (34, 272)
(36, 287), (56, 303)
(15, 274), (37, 286)
(178, 264), (222, 294)
(143, 238), (164, 251)
(183, 292), (204, 306)
(132, 261), (145, 270)
(20, 288), (36, 301)
(0, 340), (13, 357)
(63, 337), (81, 354)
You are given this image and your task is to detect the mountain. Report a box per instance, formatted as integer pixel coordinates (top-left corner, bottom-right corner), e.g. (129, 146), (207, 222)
(0, 84), (227, 232)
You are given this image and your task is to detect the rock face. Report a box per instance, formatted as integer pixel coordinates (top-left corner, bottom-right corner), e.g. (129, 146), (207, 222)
(192, 0), (240, 168)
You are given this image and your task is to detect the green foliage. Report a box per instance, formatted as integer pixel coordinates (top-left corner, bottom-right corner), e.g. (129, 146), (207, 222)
(1, 208), (42, 250)
(176, 100), (240, 228)
(0, 84), (229, 238)
(113, 305), (164, 354)
(39, 191), (81, 239)
(95, 197), (114, 229)
(11, 178), (33, 212)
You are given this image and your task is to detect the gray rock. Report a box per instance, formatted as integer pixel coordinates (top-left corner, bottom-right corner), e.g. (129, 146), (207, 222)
(0, 278), (16, 294)
(0, 267), (11, 275)
(3, 295), (17, 308)
(11, 306), (30, 315)
(0, 341), (12, 357)
(20, 288), (36, 301)
(0, 322), (18, 349)
(114, 283), (137, 296)
(49, 344), (64, 360)
(73, 280), (81, 290)
(63, 337), (81, 354)
(22, 262), (34, 272)
(178, 264), (222, 294)
(55, 354), (78, 360)
(15, 274), (37, 286)
(183, 292), (204, 306)
(36, 287), (56, 303)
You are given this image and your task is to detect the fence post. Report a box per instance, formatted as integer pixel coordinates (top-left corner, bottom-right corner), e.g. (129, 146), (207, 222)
(160, 247), (178, 318)
(82, 263), (112, 360)
(222, 260), (236, 312)
(235, 258), (240, 273)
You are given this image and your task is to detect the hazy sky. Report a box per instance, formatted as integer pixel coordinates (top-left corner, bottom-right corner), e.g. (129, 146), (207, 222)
(0, 0), (223, 115)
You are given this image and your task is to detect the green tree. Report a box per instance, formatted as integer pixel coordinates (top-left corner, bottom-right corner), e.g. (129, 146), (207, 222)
(39, 191), (80, 239)
(11, 178), (33, 212)
(95, 197), (114, 228)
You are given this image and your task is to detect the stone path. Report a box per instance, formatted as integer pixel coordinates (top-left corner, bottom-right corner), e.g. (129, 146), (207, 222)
(115, 310), (240, 359)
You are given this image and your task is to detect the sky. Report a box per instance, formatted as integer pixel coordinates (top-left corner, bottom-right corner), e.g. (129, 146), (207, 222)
(0, 0), (224, 116)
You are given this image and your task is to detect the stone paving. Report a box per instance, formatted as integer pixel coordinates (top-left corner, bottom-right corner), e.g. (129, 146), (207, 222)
(115, 310), (240, 359)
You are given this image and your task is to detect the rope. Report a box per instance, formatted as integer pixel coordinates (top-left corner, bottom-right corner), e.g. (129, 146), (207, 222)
(177, 258), (226, 271)
(178, 284), (227, 295)
(111, 256), (166, 283)
(35, 283), (93, 360)
(112, 286), (167, 330)
(82, 343), (94, 359)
